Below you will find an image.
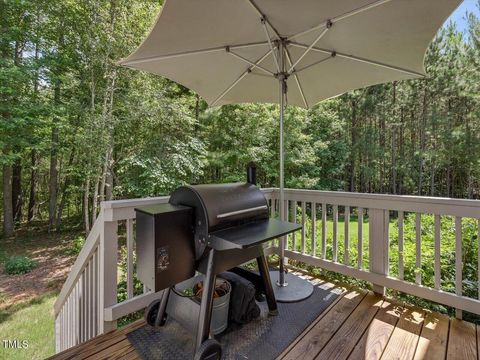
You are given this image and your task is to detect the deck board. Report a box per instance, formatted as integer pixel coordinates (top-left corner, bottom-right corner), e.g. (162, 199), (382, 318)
(380, 304), (425, 360)
(314, 292), (384, 360)
(413, 312), (449, 360)
(446, 319), (477, 360)
(282, 289), (367, 360)
(347, 298), (403, 360)
(49, 283), (480, 360)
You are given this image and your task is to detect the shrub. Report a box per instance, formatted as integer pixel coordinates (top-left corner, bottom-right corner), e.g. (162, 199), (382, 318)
(5, 256), (36, 275)
(66, 235), (86, 256)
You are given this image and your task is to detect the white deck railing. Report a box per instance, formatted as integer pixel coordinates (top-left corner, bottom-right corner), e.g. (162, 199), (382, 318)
(54, 188), (480, 353)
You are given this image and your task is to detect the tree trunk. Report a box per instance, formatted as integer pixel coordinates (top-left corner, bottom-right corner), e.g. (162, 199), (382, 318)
(417, 85), (428, 195)
(9, 41), (23, 224)
(48, 23), (64, 231)
(27, 150), (37, 222)
(55, 150), (75, 228)
(91, 175), (100, 225)
(49, 86), (60, 230)
(28, 41), (40, 223)
(391, 82), (397, 194)
(12, 158), (22, 222)
(349, 99), (357, 192)
(84, 178), (90, 233)
(398, 107), (405, 194)
(2, 163), (14, 237)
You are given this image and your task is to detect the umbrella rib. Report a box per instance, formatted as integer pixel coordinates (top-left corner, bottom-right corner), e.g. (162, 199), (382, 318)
(287, 23), (331, 74)
(227, 49), (274, 76)
(119, 41), (269, 66)
(262, 19), (281, 73)
(285, 47), (308, 108)
(211, 49), (273, 106)
(294, 54), (334, 74)
(290, 42), (425, 78)
(287, 0), (393, 41)
(247, 0), (281, 39)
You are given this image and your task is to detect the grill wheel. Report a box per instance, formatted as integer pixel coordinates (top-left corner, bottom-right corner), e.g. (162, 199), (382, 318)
(144, 299), (168, 327)
(194, 339), (222, 360)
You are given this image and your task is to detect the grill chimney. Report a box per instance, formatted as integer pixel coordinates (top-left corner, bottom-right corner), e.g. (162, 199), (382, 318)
(247, 162), (257, 185)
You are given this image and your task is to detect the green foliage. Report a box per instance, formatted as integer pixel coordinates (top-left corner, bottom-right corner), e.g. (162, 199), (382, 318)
(5, 256), (35, 275)
(389, 214), (479, 299)
(1, 0), (480, 231)
(65, 235), (85, 256)
(117, 247), (144, 327)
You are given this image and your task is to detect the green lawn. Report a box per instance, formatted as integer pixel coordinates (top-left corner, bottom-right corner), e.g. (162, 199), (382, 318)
(0, 292), (56, 360)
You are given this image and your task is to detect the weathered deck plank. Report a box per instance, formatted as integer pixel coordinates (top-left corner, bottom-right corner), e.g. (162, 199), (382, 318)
(49, 320), (143, 360)
(347, 298), (403, 360)
(413, 311), (449, 360)
(379, 304), (425, 360)
(446, 319), (477, 360)
(315, 292), (383, 360)
(282, 289), (367, 360)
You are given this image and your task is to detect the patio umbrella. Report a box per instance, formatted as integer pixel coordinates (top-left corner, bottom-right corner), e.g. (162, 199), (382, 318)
(119, 0), (462, 302)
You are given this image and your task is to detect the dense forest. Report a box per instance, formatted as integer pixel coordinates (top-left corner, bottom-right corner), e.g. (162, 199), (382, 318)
(1, 0), (479, 238)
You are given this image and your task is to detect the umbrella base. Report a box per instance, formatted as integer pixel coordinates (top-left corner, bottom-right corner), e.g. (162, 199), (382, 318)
(269, 271), (314, 303)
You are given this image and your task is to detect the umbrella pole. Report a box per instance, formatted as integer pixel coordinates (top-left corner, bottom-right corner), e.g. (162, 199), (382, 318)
(278, 49), (286, 286)
(270, 40), (314, 302)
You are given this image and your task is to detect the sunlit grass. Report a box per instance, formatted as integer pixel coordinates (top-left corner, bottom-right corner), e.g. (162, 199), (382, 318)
(0, 292), (56, 360)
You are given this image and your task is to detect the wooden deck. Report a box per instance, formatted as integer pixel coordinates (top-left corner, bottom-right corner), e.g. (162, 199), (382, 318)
(49, 279), (479, 360)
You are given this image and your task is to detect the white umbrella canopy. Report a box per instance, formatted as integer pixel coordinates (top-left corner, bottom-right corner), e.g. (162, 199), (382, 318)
(119, 0), (461, 108)
(119, 0), (462, 302)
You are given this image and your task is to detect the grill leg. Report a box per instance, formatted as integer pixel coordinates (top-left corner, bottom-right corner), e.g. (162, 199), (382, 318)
(155, 288), (170, 327)
(196, 249), (217, 352)
(257, 255), (278, 315)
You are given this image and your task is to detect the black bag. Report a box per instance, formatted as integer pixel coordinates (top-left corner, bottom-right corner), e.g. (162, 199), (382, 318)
(219, 272), (260, 324)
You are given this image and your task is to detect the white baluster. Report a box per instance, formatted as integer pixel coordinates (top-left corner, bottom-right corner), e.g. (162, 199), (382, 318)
(415, 213), (422, 285)
(434, 215), (441, 290)
(344, 206), (350, 264)
(455, 216), (462, 319)
(398, 211), (404, 280)
(333, 205), (338, 262)
(311, 202), (316, 257)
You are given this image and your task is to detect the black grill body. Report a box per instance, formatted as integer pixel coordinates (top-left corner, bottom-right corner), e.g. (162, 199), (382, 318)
(135, 173), (301, 357)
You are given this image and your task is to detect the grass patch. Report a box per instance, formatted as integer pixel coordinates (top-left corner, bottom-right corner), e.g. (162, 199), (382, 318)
(0, 292), (56, 360)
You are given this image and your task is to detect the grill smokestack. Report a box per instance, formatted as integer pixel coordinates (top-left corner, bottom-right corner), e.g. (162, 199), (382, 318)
(247, 162), (257, 185)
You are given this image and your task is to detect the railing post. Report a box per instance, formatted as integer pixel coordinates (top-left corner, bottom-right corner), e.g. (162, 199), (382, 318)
(369, 208), (389, 295)
(99, 213), (118, 333)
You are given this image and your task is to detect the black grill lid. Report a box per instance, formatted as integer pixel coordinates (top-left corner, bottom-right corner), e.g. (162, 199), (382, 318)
(169, 182), (301, 258)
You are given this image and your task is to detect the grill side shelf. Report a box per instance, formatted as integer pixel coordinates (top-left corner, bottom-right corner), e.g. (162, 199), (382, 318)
(209, 218), (302, 251)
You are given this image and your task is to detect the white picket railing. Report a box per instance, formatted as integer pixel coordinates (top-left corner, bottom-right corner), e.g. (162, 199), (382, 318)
(268, 189), (480, 318)
(53, 188), (480, 353)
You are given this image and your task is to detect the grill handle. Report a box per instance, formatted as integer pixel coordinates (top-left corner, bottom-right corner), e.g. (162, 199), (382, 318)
(217, 205), (268, 219)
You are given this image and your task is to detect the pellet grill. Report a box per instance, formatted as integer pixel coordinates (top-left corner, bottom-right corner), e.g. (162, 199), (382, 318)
(135, 164), (301, 360)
